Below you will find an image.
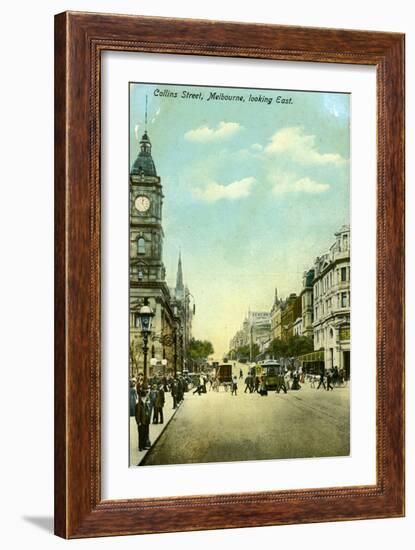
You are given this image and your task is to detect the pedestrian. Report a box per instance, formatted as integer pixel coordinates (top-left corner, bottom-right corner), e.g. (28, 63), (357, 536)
(231, 374), (238, 395)
(254, 376), (260, 393)
(326, 371), (334, 391)
(171, 378), (178, 409)
(193, 375), (204, 395)
(239, 368), (243, 379)
(317, 370), (326, 390)
(135, 374), (143, 396)
(244, 374), (251, 393)
(154, 383), (165, 423)
(135, 390), (151, 452)
(275, 373), (287, 394)
(332, 366), (339, 387)
(149, 384), (157, 423)
(291, 372), (301, 390)
(177, 376), (184, 402)
(129, 379), (137, 416)
(259, 375), (268, 396)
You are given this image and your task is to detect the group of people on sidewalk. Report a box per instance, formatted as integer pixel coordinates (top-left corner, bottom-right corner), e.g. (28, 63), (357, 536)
(129, 374), (187, 454)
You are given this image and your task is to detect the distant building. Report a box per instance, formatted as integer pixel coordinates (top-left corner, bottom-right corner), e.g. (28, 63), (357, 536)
(312, 225), (350, 377)
(229, 310), (271, 359)
(247, 311), (271, 349)
(281, 294), (301, 341)
(293, 316), (303, 337)
(270, 288), (283, 340)
(301, 268), (315, 339)
(170, 253), (194, 371)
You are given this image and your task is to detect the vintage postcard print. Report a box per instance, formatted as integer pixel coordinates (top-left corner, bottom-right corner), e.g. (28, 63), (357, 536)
(129, 82), (350, 467)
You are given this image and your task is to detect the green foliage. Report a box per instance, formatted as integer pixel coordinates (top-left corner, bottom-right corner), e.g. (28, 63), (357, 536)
(269, 336), (313, 358)
(189, 338), (214, 361)
(231, 343), (259, 362)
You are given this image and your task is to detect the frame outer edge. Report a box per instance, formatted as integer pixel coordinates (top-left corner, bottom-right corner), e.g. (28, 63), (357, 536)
(54, 11), (69, 539)
(54, 10), (405, 538)
(386, 35), (405, 516)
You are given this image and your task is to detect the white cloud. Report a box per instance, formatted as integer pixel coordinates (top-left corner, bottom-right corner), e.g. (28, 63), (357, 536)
(185, 121), (242, 143)
(272, 174), (330, 195)
(193, 177), (255, 202)
(265, 126), (345, 165)
(151, 107), (161, 124)
(251, 143), (263, 151)
(134, 124), (140, 140)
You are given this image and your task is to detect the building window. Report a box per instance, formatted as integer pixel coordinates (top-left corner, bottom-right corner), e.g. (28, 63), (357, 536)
(341, 292), (348, 308)
(343, 234), (349, 250)
(137, 237), (145, 255)
(341, 266), (347, 282)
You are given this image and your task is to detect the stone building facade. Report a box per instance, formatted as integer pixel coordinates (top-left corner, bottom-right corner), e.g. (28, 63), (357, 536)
(312, 225), (350, 377)
(281, 293), (301, 341)
(129, 129), (192, 378)
(301, 268), (315, 339)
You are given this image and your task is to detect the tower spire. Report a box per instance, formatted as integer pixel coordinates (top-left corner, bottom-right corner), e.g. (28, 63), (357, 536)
(175, 250), (184, 299)
(145, 95), (148, 132)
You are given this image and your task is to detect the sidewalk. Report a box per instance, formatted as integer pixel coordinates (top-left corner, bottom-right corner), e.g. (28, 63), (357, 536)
(129, 390), (183, 467)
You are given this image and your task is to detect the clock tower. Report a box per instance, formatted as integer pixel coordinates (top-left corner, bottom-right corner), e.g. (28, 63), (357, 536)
(130, 125), (180, 380)
(129, 130), (165, 283)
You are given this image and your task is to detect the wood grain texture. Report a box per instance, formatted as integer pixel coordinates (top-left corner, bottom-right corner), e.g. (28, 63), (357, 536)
(54, 11), (405, 538)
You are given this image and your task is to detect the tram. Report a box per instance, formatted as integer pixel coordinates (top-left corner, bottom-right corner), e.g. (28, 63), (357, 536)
(249, 360), (284, 390)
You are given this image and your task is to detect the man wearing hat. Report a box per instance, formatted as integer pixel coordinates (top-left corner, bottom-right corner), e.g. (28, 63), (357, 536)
(135, 389), (151, 452)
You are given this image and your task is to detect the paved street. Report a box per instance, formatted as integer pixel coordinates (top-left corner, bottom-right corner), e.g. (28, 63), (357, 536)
(141, 376), (350, 466)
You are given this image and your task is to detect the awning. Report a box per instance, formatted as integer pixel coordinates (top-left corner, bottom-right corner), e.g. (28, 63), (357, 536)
(297, 350), (324, 363)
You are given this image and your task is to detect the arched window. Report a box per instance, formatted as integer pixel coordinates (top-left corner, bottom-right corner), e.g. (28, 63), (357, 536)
(137, 237), (145, 255)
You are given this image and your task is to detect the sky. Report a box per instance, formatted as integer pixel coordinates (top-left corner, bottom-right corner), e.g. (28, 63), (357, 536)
(130, 82), (350, 359)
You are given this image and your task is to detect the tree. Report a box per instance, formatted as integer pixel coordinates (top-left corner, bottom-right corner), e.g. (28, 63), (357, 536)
(231, 343), (259, 362)
(189, 338), (214, 361)
(268, 338), (288, 358)
(269, 336), (313, 359)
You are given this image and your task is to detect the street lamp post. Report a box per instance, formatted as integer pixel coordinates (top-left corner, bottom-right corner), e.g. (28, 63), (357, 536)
(137, 297), (154, 387)
(173, 325), (178, 378)
(185, 291), (195, 370)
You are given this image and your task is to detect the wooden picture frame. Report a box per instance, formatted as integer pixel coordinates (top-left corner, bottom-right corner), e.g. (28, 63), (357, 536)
(54, 11), (405, 538)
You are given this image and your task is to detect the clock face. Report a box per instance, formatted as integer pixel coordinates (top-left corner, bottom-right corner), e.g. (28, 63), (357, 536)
(134, 195), (150, 212)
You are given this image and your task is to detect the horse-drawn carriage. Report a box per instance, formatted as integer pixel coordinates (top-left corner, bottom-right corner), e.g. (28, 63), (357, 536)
(213, 363), (233, 392)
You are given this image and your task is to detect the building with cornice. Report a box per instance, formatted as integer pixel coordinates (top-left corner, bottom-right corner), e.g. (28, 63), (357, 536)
(129, 129), (185, 378)
(312, 225), (350, 377)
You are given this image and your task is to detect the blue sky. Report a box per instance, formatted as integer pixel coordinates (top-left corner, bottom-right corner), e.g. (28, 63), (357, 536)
(130, 83), (350, 358)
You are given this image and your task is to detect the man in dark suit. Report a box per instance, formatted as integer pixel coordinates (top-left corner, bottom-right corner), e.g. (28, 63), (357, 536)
(135, 390), (151, 452)
(276, 373), (287, 394)
(154, 384), (165, 424)
(171, 378), (178, 409)
(177, 376), (184, 403)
